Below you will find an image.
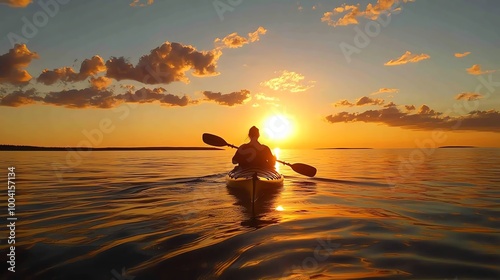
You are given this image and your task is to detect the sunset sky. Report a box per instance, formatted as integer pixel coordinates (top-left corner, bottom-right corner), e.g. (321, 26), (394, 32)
(0, 0), (499, 148)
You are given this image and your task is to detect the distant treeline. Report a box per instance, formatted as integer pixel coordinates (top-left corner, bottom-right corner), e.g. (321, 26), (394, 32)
(438, 146), (476, 149)
(0, 145), (222, 151)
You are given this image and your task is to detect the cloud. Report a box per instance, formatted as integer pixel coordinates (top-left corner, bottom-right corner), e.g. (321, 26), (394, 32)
(322, 0), (414, 27)
(334, 99), (354, 107)
(371, 88), (399, 95)
(454, 52), (471, 58)
(248, 27), (267, 42)
(115, 87), (190, 106)
(405, 104), (415, 111)
(417, 104), (438, 115)
(37, 67), (77, 85)
(322, 5), (359, 26)
(130, 0), (153, 7)
(214, 26), (267, 49)
(203, 90), (250, 106)
(37, 55), (106, 85)
(364, 0), (415, 20)
(120, 84), (136, 91)
(0, 86), (253, 108)
(0, 88), (116, 108)
(356, 96), (385, 106)
(90, 76), (112, 90)
(466, 64), (495, 75)
(79, 55), (107, 77)
(0, 0), (31, 7)
(255, 93), (278, 102)
(260, 70), (315, 92)
(0, 87), (191, 108)
(334, 96), (384, 107)
(17, 34), (250, 88)
(253, 93), (280, 107)
(215, 33), (247, 49)
(384, 51), (430, 66)
(455, 92), (483, 101)
(0, 44), (39, 85)
(326, 104), (500, 132)
(0, 88), (41, 107)
(43, 88), (118, 108)
(105, 42), (221, 84)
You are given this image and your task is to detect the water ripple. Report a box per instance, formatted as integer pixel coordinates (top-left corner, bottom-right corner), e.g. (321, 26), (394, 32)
(1, 149), (498, 279)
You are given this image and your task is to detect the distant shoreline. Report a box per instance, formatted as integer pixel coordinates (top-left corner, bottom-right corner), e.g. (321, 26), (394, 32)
(316, 148), (373, 150)
(318, 146), (481, 150)
(438, 146), (476, 149)
(0, 145), (222, 151)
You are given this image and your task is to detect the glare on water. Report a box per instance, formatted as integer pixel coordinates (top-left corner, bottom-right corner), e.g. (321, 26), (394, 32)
(2, 148), (499, 279)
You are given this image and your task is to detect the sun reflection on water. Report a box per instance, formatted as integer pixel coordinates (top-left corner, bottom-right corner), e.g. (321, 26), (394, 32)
(274, 147), (280, 170)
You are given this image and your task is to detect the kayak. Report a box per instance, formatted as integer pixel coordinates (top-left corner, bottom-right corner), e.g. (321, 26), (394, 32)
(226, 167), (284, 202)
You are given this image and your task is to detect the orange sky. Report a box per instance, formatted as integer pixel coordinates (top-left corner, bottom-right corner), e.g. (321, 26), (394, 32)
(0, 0), (499, 148)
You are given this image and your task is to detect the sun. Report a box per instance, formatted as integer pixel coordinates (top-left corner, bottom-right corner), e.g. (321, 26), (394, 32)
(263, 114), (293, 140)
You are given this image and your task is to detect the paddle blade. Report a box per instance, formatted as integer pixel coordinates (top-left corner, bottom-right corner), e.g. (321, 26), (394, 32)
(202, 133), (228, 147)
(290, 163), (317, 177)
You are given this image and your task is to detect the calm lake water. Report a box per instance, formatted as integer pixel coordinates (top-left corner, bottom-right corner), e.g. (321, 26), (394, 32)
(1, 148), (499, 280)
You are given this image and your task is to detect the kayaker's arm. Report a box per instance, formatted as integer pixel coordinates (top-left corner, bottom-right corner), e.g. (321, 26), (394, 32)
(232, 145), (245, 164)
(270, 155), (276, 166)
(232, 149), (240, 164)
(265, 146), (276, 167)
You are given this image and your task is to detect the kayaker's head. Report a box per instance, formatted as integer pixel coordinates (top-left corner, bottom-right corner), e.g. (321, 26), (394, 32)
(248, 126), (260, 140)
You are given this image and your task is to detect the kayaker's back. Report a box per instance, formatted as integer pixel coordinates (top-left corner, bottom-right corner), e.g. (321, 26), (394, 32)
(232, 143), (276, 169)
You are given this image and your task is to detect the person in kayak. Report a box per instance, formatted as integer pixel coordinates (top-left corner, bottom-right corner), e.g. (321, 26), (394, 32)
(232, 126), (276, 169)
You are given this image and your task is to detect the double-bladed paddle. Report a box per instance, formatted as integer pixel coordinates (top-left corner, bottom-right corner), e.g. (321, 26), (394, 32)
(202, 133), (317, 177)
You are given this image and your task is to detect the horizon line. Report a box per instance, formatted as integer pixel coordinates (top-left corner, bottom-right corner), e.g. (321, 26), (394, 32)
(0, 145), (222, 151)
(0, 144), (495, 151)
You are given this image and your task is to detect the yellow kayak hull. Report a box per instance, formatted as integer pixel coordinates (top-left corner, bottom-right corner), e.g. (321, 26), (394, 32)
(226, 168), (284, 201)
